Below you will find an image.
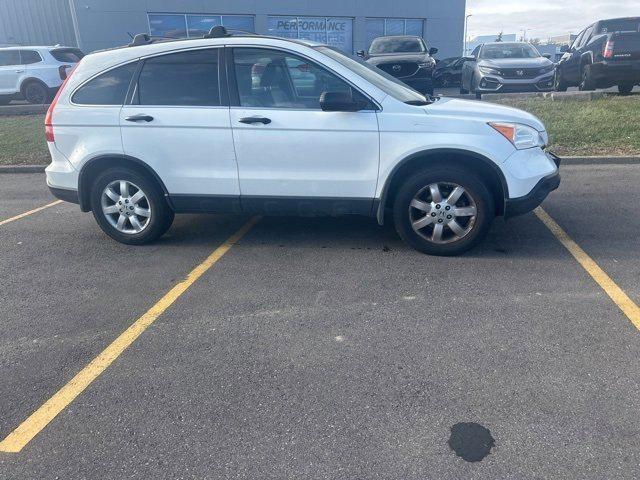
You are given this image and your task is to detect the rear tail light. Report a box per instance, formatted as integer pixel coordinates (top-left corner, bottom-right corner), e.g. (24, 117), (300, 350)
(45, 64), (78, 143)
(58, 64), (71, 80)
(603, 39), (615, 59)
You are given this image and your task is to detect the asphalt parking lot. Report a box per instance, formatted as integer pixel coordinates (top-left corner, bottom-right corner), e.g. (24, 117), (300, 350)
(1, 163), (640, 479)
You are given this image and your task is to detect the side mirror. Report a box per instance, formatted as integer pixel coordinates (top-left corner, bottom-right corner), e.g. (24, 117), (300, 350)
(356, 50), (366, 58)
(560, 45), (570, 53)
(429, 47), (439, 56)
(320, 91), (364, 112)
(542, 53), (552, 59)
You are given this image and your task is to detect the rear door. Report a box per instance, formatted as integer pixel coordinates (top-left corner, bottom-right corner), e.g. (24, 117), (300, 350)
(120, 48), (239, 210)
(0, 49), (21, 94)
(227, 46), (380, 215)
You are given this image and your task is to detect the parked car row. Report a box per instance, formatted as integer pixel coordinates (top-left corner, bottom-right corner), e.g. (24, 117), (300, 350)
(359, 16), (639, 98)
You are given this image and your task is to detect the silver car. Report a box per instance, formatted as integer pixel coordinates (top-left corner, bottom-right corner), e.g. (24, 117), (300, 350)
(460, 42), (555, 98)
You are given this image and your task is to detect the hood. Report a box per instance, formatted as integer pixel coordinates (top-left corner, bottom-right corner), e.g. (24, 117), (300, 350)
(367, 53), (429, 65)
(478, 57), (553, 69)
(426, 97), (545, 131)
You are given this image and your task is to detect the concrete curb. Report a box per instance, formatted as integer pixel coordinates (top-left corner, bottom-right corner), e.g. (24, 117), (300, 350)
(1, 157), (638, 174)
(562, 156), (640, 165)
(0, 165), (47, 173)
(0, 104), (49, 116)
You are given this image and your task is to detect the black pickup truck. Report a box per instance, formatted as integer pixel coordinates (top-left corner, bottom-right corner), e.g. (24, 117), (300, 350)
(555, 17), (640, 94)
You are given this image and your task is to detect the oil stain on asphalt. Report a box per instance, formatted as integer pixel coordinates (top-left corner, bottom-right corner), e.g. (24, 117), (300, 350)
(448, 422), (495, 462)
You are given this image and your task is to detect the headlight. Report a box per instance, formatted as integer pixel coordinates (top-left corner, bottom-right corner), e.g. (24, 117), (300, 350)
(539, 65), (555, 74)
(489, 122), (544, 150)
(479, 66), (501, 75)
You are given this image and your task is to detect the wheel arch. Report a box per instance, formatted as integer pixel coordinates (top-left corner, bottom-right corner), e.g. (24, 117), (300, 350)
(77, 154), (171, 212)
(19, 77), (50, 96)
(375, 148), (508, 225)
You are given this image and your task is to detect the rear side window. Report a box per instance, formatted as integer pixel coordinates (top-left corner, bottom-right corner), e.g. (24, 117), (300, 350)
(0, 50), (20, 66)
(50, 48), (85, 63)
(137, 49), (220, 106)
(20, 50), (42, 64)
(72, 62), (137, 105)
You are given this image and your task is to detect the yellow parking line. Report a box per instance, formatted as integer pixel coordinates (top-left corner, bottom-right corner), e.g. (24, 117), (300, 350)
(535, 207), (640, 330)
(0, 200), (63, 227)
(0, 216), (260, 453)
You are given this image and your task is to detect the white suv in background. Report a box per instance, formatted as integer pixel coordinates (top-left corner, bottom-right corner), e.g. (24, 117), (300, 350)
(0, 46), (83, 104)
(45, 29), (560, 256)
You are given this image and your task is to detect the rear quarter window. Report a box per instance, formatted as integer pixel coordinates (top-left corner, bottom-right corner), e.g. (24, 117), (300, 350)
(72, 62), (137, 105)
(20, 50), (42, 64)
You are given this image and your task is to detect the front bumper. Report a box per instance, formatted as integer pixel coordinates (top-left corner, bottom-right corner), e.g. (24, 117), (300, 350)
(504, 152), (561, 218)
(476, 72), (555, 93)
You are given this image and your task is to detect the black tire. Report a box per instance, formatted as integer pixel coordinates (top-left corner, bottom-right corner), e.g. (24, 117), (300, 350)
(393, 167), (495, 256)
(23, 81), (50, 104)
(441, 74), (452, 88)
(554, 69), (568, 92)
(90, 167), (174, 245)
(579, 65), (595, 91)
(459, 79), (469, 94)
(618, 84), (634, 95)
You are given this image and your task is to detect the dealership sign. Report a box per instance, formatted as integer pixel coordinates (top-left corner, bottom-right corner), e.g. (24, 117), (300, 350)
(268, 16), (353, 52)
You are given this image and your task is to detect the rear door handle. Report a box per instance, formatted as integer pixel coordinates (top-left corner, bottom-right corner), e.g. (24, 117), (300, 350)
(239, 116), (271, 125)
(125, 114), (154, 123)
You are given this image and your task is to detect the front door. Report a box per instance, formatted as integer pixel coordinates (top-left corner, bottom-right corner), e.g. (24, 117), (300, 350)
(228, 47), (380, 216)
(120, 48), (239, 212)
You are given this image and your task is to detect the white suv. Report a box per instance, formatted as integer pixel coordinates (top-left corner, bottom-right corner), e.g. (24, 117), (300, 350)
(45, 29), (560, 256)
(0, 46), (83, 104)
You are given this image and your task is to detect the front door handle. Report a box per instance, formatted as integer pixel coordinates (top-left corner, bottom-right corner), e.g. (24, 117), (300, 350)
(239, 116), (271, 125)
(125, 114), (154, 123)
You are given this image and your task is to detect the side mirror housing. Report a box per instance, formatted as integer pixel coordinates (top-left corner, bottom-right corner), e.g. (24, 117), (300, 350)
(429, 47), (439, 56)
(320, 91), (364, 112)
(356, 50), (366, 58)
(542, 53), (552, 59)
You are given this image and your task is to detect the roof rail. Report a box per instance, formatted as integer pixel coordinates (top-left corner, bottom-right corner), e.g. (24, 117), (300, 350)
(128, 33), (153, 47)
(203, 26), (261, 39)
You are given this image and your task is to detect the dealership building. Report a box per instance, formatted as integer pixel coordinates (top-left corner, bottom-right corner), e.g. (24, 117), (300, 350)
(0, 0), (465, 58)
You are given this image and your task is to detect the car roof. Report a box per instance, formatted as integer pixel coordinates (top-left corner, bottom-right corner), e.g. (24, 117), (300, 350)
(0, 45), (76, 50)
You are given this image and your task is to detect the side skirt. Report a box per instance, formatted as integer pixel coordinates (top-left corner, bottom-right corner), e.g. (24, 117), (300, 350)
(168, 195), (375, 217)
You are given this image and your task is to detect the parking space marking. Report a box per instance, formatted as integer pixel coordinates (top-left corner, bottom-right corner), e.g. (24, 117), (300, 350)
(0, 200), (63, 227)
(535, 207), (640, 330)
(0, 216), (260, 453)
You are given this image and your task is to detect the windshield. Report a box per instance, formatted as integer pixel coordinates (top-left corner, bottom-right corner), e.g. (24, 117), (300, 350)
(369, 37), (425, 55)
(480, 43), (541, 59)
(315, 46), (428, 104)
(599, 18), (640, 33)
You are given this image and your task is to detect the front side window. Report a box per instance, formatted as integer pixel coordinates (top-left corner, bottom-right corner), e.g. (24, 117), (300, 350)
(480, 43), (541, 59)
(232, 48), (368, 109)
(72, 62), (137, 105)
(137, 49), (220, 106)
(315, 46), (426, 103)
(0, 50), (20, 67)
(20, 50), (42, 64)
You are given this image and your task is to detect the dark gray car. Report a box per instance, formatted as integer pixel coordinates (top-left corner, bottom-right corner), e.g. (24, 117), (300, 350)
(460, 42), (555, 98)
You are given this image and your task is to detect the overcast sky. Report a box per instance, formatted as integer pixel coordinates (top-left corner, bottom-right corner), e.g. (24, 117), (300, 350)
(466, 0), (639, 41)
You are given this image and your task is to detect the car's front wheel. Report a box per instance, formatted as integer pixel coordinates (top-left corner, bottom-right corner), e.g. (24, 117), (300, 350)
(554, 69), (568, 92)
(393, 167), (495, 256)
(90, 168), (174, 245)
(618, 84), (634, 95)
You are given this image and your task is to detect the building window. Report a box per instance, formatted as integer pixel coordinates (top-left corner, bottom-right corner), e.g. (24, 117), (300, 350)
(268, 16), (354, 53)
(365, 18), (425, 49)
(148, 14), (255, 39)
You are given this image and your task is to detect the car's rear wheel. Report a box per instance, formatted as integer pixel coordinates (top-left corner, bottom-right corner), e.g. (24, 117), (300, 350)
(618, 83), (634, 95)
(579, 65), (595, 91)
(393, 167), (495, 256)
(23, 81), (49, 104)
(90, 168), (174, 245)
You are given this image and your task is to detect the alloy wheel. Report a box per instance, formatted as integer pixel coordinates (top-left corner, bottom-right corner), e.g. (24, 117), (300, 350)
(101, 180), (151, 234)
(409, 182), (477, 244)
